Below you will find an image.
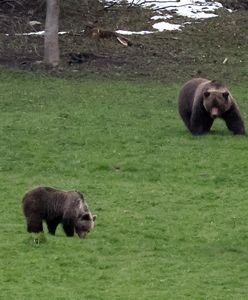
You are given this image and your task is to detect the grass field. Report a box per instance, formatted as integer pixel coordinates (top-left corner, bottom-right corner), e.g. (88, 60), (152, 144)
(0, 67), (248, 299)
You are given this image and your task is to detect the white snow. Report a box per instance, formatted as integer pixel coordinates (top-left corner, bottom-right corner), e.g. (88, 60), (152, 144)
(151, 15), (173, 21)
(152, 21), (182, 31)
(4, 1), (228, 36)
(105, 0), (223, 18)
(103, 0), (228, 34)
(13, 31), (68, 36)
(116, 30), (154, 35)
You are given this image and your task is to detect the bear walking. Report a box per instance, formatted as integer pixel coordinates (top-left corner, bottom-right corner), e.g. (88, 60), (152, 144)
(22, 186), (96, 239)
(178, 78), (245, 135)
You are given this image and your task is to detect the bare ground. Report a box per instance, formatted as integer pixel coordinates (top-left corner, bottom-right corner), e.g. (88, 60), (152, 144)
(0, 3), (247, 83)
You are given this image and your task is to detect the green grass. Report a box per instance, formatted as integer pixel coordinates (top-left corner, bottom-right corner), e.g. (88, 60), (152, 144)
(1, 67), (248, 299)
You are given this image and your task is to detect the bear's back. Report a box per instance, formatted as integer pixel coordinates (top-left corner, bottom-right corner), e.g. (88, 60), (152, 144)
(22, 186), (68, 218)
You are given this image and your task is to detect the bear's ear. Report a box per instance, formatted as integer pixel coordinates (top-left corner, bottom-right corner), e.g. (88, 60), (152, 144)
(80, 213), (91, 221)
(76, 191), (84, 200)
(223, 92), (229, 100)
(204, 91), (210, 98)
(93, 215), (97, 222)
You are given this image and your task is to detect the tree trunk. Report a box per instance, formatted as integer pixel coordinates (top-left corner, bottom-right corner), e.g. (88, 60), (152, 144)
(44, 0), (60, 66)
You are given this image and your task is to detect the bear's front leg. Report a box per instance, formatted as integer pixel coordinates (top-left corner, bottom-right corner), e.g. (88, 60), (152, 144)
(222, 105), (245, 135)
(27, 215), (43, 233)
(62, 218), (75, 237)
(190, 126), (205, 135)
(190, 117), (213, 135)
(46, 218), (61, 235)
(190, 104), (213, 135)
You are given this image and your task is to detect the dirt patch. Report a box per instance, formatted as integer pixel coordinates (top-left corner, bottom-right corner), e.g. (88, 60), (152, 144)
(0, 3), (247, 83)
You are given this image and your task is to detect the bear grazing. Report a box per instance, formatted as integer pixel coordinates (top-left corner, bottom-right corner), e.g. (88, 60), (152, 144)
(178, 78), (245, 135)
(22, 186), (96, 239)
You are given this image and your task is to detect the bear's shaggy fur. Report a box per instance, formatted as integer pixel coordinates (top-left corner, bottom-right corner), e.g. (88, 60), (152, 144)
(22, 186), (96, 239)
(178, 78), (245, 135)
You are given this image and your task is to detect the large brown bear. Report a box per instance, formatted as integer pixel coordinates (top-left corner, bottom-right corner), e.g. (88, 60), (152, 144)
(178, 78), (245, 135)
(22, 186), (96, 239)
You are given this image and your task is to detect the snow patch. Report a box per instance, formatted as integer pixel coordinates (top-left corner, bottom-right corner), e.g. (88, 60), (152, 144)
(14, 31), (67, 36)
(4, 1), (229, 36)
(116, 30), (154, 35)
(104, 0), (223, 19)
(153, 22), (182, 31)
(103, 0), (228, 33)
(151, 15), (173, 21)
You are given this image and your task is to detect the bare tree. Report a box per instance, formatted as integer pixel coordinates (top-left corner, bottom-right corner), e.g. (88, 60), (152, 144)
(44, 0), (60, 66)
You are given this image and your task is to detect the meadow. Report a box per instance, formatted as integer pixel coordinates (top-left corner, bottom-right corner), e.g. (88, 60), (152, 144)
(0, 67), (248, 299)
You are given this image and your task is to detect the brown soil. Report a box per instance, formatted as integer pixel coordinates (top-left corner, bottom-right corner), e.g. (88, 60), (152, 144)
(0, 3), (247, 83)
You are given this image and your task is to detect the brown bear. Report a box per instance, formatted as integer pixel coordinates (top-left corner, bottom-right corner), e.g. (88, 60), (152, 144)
(22, 186), (96, 239)
(178, 78), (245, 135)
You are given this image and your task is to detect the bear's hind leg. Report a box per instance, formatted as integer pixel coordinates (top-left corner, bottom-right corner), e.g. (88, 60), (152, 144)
(26, 215), (43, 233)
(179, 110), (192, 131)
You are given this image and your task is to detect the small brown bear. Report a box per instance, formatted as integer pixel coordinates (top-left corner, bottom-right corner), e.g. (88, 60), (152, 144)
(22, 186), (96, 239)
(178, 78), (245, 135)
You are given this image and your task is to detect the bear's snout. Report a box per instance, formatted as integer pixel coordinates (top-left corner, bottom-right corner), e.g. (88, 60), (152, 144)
(210, 107), (220, 118)
(77, 231), (88, 239)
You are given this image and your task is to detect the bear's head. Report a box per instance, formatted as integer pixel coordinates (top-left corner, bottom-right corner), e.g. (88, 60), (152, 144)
(75, 212), (97, 239)
(203, 82), (232, 119)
